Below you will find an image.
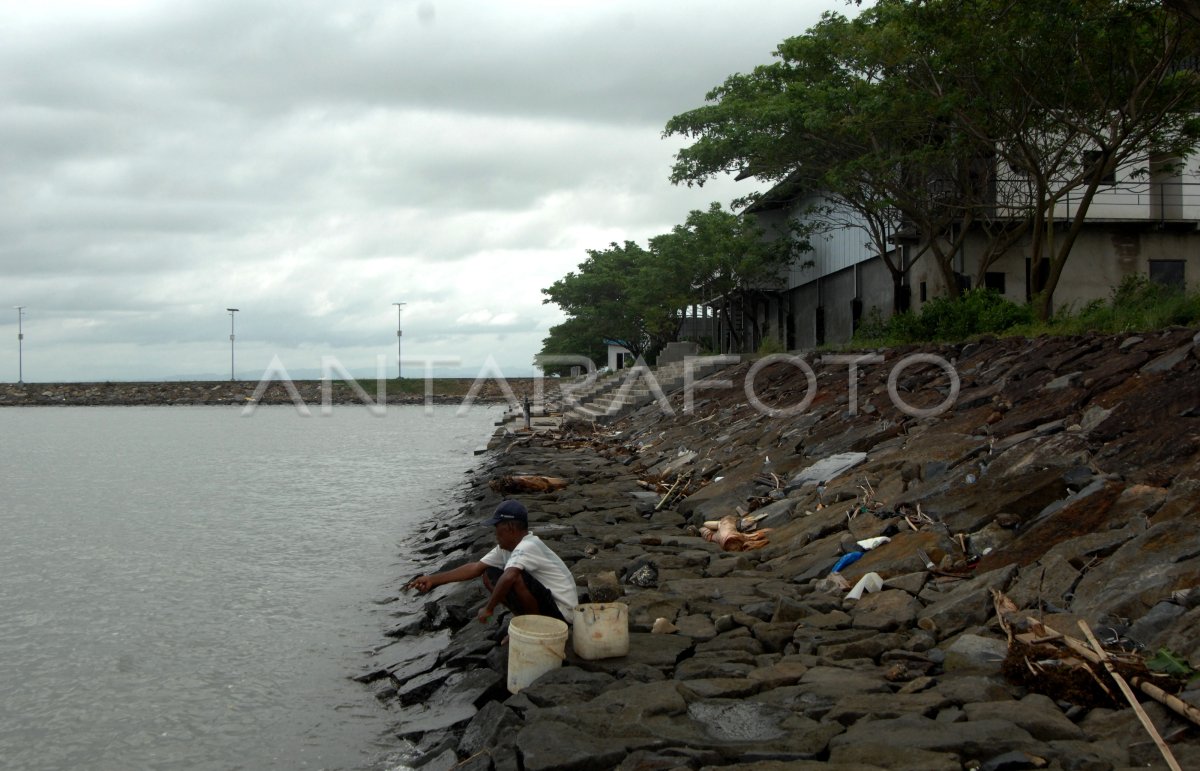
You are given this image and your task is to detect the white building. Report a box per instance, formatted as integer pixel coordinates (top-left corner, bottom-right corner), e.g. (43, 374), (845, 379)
(738, 153), (1200, 350)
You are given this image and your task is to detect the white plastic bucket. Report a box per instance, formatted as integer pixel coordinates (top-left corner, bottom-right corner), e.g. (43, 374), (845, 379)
(571, 602), (629, 660)
(506, 615), (569, 693)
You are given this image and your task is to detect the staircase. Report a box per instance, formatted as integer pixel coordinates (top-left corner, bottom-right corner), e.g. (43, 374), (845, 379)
(558, 355), (741, 423)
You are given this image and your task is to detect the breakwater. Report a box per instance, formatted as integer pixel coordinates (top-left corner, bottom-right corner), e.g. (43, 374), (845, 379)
(0, 379), (538, 407)
(366, 327), (1200, 771)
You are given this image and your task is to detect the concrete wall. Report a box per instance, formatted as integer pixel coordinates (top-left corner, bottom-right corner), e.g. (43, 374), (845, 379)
(960, 225), (1200, 313)
(859, 256), (897, 322)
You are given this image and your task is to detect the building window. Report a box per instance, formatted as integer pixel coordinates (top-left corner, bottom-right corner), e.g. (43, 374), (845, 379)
(1149, 260), (1185, 290)
(920, 282), (927, 302)
(984, 272), (1006, 294)
(1083, 150), (1117, 185)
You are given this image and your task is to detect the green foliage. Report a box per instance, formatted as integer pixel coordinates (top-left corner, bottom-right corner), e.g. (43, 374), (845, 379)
(756, 335), (787, 356)
(541, 240), (669, 360)
(536, 317), (609, 376)
(1145, 647), (1198, 682)
(540, 203), (807, 364)
(852, 275), (1200, 346)
(666, 0), (1200, 317)
(852, 289), (1032, 344)
(1045, 274), (1200, 334)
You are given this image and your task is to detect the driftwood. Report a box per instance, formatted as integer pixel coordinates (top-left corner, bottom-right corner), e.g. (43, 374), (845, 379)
(699, 515), (772, 552)
(656, 471), (692, 512)
(1003, 610), (1200, 755)
(993, 590), (1200, 741)
(1017, 617), (1200, 728)
(488, 475), (569, 494)
(1079, 620), (1183, 771)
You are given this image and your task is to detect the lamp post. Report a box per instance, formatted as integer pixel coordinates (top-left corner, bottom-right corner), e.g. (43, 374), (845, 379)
(226, 308), (239, 381)
(14, 306), (24, 385)
(392, 302), (406, 380)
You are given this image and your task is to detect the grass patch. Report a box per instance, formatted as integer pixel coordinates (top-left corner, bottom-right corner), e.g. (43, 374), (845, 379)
(850, 275), (1200, 347)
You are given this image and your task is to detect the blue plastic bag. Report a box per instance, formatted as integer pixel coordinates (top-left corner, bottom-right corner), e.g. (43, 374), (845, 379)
(831, 551), (864, 574)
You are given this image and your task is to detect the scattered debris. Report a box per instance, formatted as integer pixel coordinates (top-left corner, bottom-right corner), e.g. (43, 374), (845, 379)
(489, 475), (569, 494)
(699, 514), (772, 551)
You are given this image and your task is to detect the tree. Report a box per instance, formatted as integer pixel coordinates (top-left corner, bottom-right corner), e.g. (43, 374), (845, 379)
(649, 203), (808, 351)
(665, 9), (987, 303)
(666, 1), (1200, 320)
(538, 203), (805, 363)
(542, 241), (656, 360)
(535, 317), (608, 376)
(890, 0), (1200, 318)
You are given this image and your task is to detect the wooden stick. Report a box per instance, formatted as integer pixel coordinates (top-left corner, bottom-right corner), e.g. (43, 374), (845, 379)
(1079, 621), (1182, 771)
(655, 473), (684, 511)
(1025, 618), (1200, 729)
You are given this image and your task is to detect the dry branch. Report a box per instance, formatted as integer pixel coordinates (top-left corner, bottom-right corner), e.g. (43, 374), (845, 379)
(1079, 620), (1182, 771)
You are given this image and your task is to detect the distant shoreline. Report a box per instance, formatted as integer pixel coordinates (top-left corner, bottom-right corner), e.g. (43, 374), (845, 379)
(0, 378), (540, 407)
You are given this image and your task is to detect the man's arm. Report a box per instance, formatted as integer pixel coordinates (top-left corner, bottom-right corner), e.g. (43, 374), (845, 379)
(409, 561), (487, 593)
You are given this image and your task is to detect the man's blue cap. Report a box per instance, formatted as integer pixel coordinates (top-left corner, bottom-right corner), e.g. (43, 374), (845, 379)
(483, 499), (528, 526)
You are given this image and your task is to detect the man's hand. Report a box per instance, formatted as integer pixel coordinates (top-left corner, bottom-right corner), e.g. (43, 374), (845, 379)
(477, 606), (494, 624)
(408, 576), (436, 593)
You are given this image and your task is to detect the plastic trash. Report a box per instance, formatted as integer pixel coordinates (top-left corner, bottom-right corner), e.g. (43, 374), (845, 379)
(965, 473), (977, 484)
(856, 536), (891, 551)
(847, 572), (883, 600)
(830, 551), (863, 573)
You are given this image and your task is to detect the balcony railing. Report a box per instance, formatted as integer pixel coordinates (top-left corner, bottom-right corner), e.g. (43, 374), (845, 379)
(993, 178), (1200, 223)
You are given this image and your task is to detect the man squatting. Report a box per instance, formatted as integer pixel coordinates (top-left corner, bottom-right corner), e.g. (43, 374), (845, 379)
(408, 500), (578, 627)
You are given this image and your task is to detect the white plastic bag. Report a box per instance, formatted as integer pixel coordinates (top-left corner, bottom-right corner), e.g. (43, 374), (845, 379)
(846, 571), (883, 600)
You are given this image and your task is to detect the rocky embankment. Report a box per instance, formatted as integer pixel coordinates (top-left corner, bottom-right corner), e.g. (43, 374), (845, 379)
(0, 379), (537, 406)
(365, 327), (1200, 771)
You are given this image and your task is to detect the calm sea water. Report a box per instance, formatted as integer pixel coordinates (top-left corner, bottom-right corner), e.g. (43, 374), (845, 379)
(0, 404), (500, 771)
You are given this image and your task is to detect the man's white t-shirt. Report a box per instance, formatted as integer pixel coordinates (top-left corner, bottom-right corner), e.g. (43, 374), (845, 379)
(480, 533), (578, 622)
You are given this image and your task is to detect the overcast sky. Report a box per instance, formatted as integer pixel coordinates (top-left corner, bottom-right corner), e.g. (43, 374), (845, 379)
(1, 0), (834, 382)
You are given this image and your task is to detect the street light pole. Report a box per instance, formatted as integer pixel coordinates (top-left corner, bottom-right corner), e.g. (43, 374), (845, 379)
(14, 306), (24, 385)
(392, 302), (406, 380)
(226, 308), (239, 381)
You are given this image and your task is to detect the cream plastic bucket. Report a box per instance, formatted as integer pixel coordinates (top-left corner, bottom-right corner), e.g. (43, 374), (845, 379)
(571, 602), (629, 660)
(506, 615), (568, 693)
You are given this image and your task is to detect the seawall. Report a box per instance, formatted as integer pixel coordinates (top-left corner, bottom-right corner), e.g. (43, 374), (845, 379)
(0, 379), (539, 407)
(363, 327), (1200, 770)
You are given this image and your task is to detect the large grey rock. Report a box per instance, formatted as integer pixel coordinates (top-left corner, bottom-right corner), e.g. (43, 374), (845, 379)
(673, 613), (719, 641)
(943, 633), (1009, 675)
(395, 669), (502, 738)
(457, 700), (519, 756)
(816, 632), (907, 662)
(686, 698), (845, 756)
(828, 714), (1042, 760)
(828, 744), (962, 771)
(917, 564), (1018, 638)
(934, 675), (1018, 705)
(522, 679), (610, 708)
(746, 659), (810, 690)
(849, 590), (921, 631)
(786, 452), (868, 490)
(1044, 739), (1124, 771)
(677, 677), (762, 700)
(1070, 519), (1200, 620)
(823, 691), (949, 726)
(964, 693), (1085, 741)
(798, 665), (891, 698)
(674, 655), (756, 680)
(515, 720), (630, 771)
(573, 632), (693, 676)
